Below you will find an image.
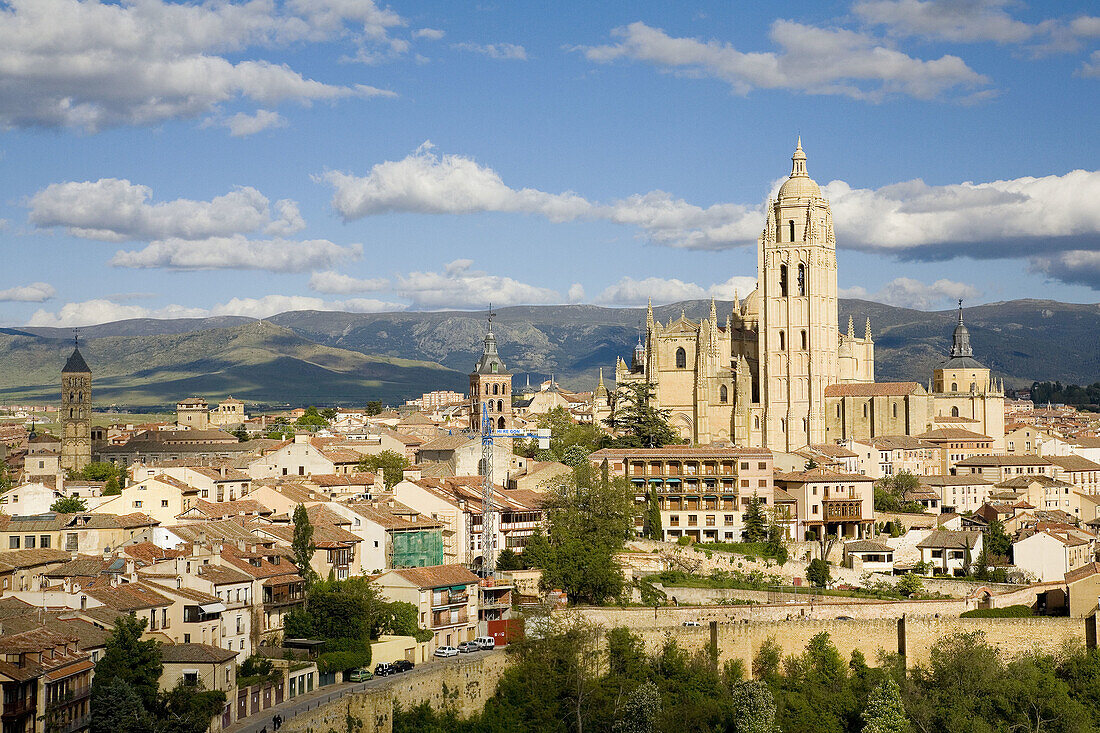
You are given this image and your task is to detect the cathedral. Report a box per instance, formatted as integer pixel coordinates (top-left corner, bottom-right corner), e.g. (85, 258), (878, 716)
(598, 140), (1004, 452)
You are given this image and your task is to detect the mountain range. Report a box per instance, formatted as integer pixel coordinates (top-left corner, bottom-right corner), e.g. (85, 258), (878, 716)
(2, 298), (1096, 409)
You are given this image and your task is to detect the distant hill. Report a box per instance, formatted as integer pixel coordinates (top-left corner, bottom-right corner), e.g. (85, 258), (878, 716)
(0, 321), (464, 408)
(6, 298), (1097, 407)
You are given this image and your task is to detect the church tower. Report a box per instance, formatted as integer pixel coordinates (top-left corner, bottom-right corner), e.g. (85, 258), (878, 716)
(469, 313), (513, 445)
(60, 338), (92, 473)
(758, 139), (839, 451)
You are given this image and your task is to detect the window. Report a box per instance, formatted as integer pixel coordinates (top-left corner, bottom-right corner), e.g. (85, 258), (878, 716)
(780, 265), (788, 297)
(741, 462), (749, 470)
(492, 383), (499, 395)
(161, 500), (169, 507)
(8, 537), (18, 549)
(497, 417), (505, 430)
(133, 501), (142, 508)
(788, 220), (795, 242)
(725, 515), (735, 524)
(720, 385), (728, 403)
(812, 505), (818, 514)
(497, 400), (504, 412)
(951, 407), (960, 418)
(797, 263), (806, 296)
(951, 382), (957, 392)
(687, 515), (697, 526)
(800, 330), (807, 350)
(40, 536), (50, 549)
(892, 403), (898, 418)
(863, 403), (868, 418)
(24, 536), (34, 549)
(779, 330), (785, 350)
(675, 347), (687, 369)
(183, 672), (198, 685)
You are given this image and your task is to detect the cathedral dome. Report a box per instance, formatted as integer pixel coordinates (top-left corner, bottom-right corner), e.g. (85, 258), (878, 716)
(741, 287), (761, 319)
(777, 137), (822, 200)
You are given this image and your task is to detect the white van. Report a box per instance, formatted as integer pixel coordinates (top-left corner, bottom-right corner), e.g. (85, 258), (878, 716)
(475, 636), (496, 650)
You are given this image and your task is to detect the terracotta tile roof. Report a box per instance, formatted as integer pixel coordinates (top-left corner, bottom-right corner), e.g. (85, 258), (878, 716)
(181, 499), (272, 520)
(123, 541), (190, 565)
(957, 455), (1053, 467)
(871, 435), (936, 450)
(774, 467), (874, 483)
(83, 580), (172, 611)
(308, 473), (376, 487)
(340, 502), (443, 531)
(823, 382), (924, 397)
(915, 428), (992, 441)
(0, 548), (72, 571)
(419, 435), (475, 452)
(388, 564), (479, 589)
(916, 530), (982, 550)
(1065, 561), (1100, 583)
(1048, 456), (1100, 472)
(589, 446), (772, 459)
(919, 474), (993, 487)
(809, 444), (858, 458)
(844, 540), (893, 553)
(42, 554), (112, 577)
(197, 564), (252, 585)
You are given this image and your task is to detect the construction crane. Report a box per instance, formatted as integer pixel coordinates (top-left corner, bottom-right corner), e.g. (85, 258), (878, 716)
(478, 401), (549, 575)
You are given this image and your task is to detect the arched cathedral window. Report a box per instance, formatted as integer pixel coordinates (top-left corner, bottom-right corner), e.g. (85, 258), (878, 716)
(800, 330), (807, 350)
(951, 407), (960, 417)
(497, 400), (503, 412)
(719, 385), (728, 403)
(951, 383), (957, 392)
(493, 384), (498, 395)
(498, 417), (506, 430)
(797, 264), (806, 296)
(675, 348), (686, 369)
(778, 331), (785, 350)
(779, 265), (788, 297)
(788, 220), (795, 242)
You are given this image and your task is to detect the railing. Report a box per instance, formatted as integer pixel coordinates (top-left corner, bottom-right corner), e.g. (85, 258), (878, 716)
(60, 713), (91, 733)
(432, 593), (468, 607)
(3, 699), (35, 717)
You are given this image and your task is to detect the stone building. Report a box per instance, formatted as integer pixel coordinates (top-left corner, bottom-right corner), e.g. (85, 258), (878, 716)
(60, 343), (92, 473)
(468, 316), (513, 455)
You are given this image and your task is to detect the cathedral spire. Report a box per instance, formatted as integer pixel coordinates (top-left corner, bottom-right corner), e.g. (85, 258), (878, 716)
(847, 315), (854, 339)
(791, 136), (808, 178)
(950, 300), (973, 358)
(646, 297), (654, 333)
(709, 297), (717, 324)
(865, 318), (872, 340)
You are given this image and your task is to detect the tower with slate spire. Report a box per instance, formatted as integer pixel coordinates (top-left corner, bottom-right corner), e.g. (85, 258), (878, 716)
(931, 301), (1005, 447)
(469, 308), (513, 446)
(60, 334), (92, 473)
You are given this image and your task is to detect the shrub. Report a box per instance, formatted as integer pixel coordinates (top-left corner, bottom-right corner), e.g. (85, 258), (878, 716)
(960, 605), (1033, 618)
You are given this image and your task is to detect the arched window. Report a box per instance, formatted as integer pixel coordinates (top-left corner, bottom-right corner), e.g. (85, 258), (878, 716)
(497, 416), (506, 430)
(892, 403), (898, 418)
(836, 404), (841, 417)
(797, 263), (806, 296)
(719, 385), (728, 403)
(951, 382), (957, 392)
(951, 406), (960, 418)
(778, 331), (785, 350)
(69, 392), (74, 402)
(492, 383), (498, 395)
(69, 408), (74, 419)
(497, 400), (503, 412)
(800, 330), (807, 350)
(780, 418), (787, 433)
(969, 382), (976, 392)
(486, 401), (493, 413)
(485, 384), (491, 395)
(675, 347), (687, 369)
(863, 403), (868, 418)
(802, 417), (808, 433)
(502, 384), (508, 395)
(779, 265), (788, 297)
(788, 220), (795, 242)
(753, 416), (760, 429)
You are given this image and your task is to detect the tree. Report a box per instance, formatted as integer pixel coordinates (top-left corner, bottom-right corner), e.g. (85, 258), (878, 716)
(743, 496), (767, 542)
(807, 558), (831, 588)
(765, 521), (789, 565)
(159, 679), (227, 733)
(357, 450), (409, 489)
(729, 680), (780, 733)
(90, 680), (154, 733)
(896, 573), (923, 598)
(986, 518), (1011, 560)
(496, 548), (523, 571)
(50, 495), (86, 513)
(615, 680), (661, 733)
(561, 444), (591, 468)
(366, 400), (383, 416)
(321, 407), (338, 421)
(231, 425), (249, 442)
(644, 491), (663, 541)
(295, 406), (328, 428)
(529, 460), (635, 605)
(874, 472), (926, 514)
(603, 382), (681, 449)
(103, 474), (121, 495)
(0, 463), (13, 492)
(862, 679), (910, 733)
(291, 504), (317, 587)
(91, 614), (162, 733)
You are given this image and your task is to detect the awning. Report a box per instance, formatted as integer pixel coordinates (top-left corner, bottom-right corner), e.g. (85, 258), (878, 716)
(666, 478), (680, 483)
(199, 602), (227, 614)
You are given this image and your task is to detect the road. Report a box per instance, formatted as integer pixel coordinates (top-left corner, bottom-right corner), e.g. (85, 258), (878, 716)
(223, 649), (503, 733)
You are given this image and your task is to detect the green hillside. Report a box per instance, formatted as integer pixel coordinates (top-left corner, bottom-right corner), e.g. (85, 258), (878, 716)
(0, 320), (464, 408)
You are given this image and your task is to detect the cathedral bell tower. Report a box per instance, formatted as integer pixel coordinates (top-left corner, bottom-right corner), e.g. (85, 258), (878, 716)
(60, 335), (92, 473)
(758, 139), (839, 451)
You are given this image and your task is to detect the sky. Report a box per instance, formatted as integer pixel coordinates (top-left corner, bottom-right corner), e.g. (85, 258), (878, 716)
(1, 0), (1099, 327)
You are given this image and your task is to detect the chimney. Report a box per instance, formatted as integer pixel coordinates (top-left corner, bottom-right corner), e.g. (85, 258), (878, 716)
(402, 466), (422, 482)
(220, 466), (227, 478)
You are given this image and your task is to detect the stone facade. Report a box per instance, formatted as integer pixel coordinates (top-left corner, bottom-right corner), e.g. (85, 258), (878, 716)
(60, 346), (92, 473)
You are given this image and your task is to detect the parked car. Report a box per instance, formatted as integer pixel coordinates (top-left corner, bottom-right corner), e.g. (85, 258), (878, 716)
(682, 620), (702, 627)
(392, 659), (414, 672)
(373, 662), (394, 677)
(458, 641), (479, 653)
(434, 646), (460, 658)
(348, 668), (372, 682)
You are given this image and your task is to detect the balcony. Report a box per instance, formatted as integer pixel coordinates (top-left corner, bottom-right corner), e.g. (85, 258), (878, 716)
(3, 699), (35, 717)
(822, 499), (863, 522)
(431, 593), (468, 608)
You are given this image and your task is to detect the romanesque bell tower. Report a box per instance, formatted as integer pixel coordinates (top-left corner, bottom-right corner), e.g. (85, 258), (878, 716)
(468, 314), (513, 448)
(758, 139), (839, 451)
(60, 338), (92, 473)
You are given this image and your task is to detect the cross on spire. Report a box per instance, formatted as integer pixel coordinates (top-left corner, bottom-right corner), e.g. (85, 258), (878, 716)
(487, 303), (496, 330)
(73, 328), (80, 348)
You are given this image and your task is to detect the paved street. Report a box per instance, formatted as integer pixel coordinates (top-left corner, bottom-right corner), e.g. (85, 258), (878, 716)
(222, 650), (503, 733)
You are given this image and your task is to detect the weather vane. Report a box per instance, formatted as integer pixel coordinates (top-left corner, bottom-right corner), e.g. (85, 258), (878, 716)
(487, 302), (496, 329)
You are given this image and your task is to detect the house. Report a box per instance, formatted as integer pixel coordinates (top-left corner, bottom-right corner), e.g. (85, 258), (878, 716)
(373, 564), (479, 649)
(1048, 455), (1100, 495)
(416, 435), (512, 480)
(918, 474), (993, 514)
(843, 540), (895, 573)
(92, 473), (199, 525)
(1004, 426), (1073, 457)
(773, 468), (875, 541)
(869, 435), (940, 477)
(914, 428), (994, 474)
(0, 548), (73, 593)
(0, 627), (94, 733)
(159, 642), (237, 693)
(955, 455), (1054, 482)
(1065, 562), (1100, 618)
(324, 500), (445, 574)
(254, 509), (361, 580)
(0, 512), (159, 555)
(1014, 528), (1093, 582)
(246, 436), (361, 479)
(916, 530), (983, 576)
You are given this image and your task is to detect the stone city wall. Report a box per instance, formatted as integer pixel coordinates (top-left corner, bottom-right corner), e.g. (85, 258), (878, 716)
(281, 652), (510, 733)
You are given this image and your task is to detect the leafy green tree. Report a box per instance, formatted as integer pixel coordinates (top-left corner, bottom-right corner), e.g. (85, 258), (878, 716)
(644, 491), (663, 541)
(743, 496), (767, 542)
(753, 637), (783, 683)
(50, 495), (87, 513)
(159, 679), (227, 733)
(986, 518), (1012, 559)
(614, 680), (661, 733)
(495, 548), (523, 571)
(862, 679), (910, 733)
(603, 382), (681, 448)
(874, 472), (926, 514)
(729, 680), (780, 733)
(365, 400), (384, 416)
(291, 504), (317, 587)
(90, 680), (154, 733)
(896, 573), (923, 598)
(103, 474), (121, 495)
(807, 558), (831, 588)
(766, 520), (789, 565)
(295, 406), (328, 428)
(357, 449), (409, 489)
(320, 407), (338, 421)
(561, 444), (591, 468)
(0, 463), (13, 492)
(231, 425), (249, 442)
(91, 614), (162, 733)
(525, 460), (635, 605)
(78, 461), (123, 482)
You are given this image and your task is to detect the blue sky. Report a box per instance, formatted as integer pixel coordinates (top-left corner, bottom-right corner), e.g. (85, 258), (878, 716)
(1, 0), (1098, 326)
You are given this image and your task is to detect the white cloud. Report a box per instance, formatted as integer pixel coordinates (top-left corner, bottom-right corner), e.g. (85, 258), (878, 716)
(567, 283), (586, 303)
(0, 0), (401, 131)
(109, 237), (362, 273)
(595, 275), (757, 307)
(0, 282), (56, 302)
(222, 109), (287, 137)
(323, 143), (760, 249)
(396, 259), (560, 309)
(452, 42), (527, 60)
(27, 292), (404, 327)
(28, 178), (306, 242)
(414, 28), (445, 40)
(1080, 50), (1100, 78)
(581, 20), (989, 101)
(309, 270), (390, 294)
(1031, 250), (1100, 288)
(840, 277), (979, 310)
(853, 0), (1035, 43)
